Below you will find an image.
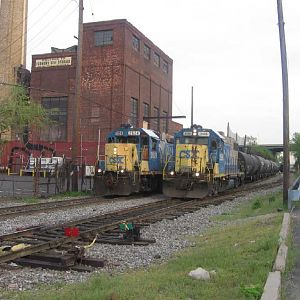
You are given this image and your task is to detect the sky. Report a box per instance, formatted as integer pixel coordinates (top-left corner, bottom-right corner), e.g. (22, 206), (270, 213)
(23, 0), (300, 144)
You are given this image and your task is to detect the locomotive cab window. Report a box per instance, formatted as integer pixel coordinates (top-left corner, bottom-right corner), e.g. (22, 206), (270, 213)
(182, 137), (208, 145)
(115, 137), (139, 144)
(211, 140), (218, 150)
(151, 138), (157, 150)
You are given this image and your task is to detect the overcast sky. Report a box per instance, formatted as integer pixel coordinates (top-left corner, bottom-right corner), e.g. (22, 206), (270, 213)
(24, 0), (299, 144)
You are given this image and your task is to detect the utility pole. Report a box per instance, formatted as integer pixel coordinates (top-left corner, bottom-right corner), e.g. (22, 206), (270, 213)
(71, 0), (83, 191)
(191, 86), (194, 127)
(277, 0), (290, 206)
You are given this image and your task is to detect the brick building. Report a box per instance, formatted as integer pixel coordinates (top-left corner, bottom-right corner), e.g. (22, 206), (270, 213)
(28, 19), (181, 164)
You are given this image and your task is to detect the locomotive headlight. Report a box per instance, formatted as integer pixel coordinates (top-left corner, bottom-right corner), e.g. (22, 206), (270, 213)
(192, 128), (197, 136)
(120, 169), (125, 173)
(97, 168), (102, 173)
(170, 171), (175, 176)
(113, 147), (117, 154)
(195, 172), (200, 177)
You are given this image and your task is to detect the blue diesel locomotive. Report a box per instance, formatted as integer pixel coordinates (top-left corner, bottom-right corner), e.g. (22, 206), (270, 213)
(163, 125), (243, 198)
(93, 125), (173, 196)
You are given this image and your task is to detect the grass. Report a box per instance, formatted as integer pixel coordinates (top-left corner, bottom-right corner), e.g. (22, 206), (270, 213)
(215, 191), (284, 222)
(3, 192), (284, 300)
(51, 191), (92, 199)
(12, 191), (92, 205)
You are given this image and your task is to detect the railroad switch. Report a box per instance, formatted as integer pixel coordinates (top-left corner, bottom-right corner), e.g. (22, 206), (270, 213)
(119, 222), (141, 242)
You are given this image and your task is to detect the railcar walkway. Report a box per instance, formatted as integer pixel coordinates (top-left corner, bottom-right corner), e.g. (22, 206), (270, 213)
(285, 206), (300, 299)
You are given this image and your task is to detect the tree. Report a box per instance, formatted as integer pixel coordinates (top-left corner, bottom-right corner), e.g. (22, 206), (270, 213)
(291, 132), (300, 169)
(248, 144), (277, 162)
(0, 86), (50, 143)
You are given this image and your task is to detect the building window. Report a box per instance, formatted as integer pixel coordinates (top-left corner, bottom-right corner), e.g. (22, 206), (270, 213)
(153, 52), (160, 67)
(152, 107), (159, 131)
(41, 97), (68, 141)
(162, 60), (168, 73)
(130, 97), (138, 127)
(162, 111), (168, 133)
(132, 35), (140, 52)
(94, 30), (113, 46)
(143, 103), (149, 119)
(144, 44), (150, 60)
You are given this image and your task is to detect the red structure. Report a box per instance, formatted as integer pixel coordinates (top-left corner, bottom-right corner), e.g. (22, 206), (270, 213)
(1, 19), (182, 168)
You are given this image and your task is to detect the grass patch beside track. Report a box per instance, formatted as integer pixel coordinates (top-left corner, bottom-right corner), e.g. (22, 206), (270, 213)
(216, 191), (284, 221)
(6, 192), (284, 300)
(16, 191), (92, 204)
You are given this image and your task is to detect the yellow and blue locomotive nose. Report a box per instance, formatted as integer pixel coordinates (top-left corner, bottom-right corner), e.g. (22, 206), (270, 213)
(175, 144), (208, 174)
(105, 143), (138, 172)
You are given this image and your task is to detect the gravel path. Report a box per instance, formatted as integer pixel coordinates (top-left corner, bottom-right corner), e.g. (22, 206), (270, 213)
(0, 176), (282, 292)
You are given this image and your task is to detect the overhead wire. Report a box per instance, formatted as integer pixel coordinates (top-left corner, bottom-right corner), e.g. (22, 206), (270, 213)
(0, 0), (57, 54)
(26, 5), (78, 54)
(8, 2), (78, 67)
(88, 0), (95, 20)
(0, 0), (75, 60)
(0, 81), (135, 121)
(0, 0), (44, 45)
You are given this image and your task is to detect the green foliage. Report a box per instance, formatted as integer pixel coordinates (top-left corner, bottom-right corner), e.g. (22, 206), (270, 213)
(291, 132), (300, 168)
(215, 192), (284, 221)
(268, 196), (276, 204)
(252, 199), (262, 210)
(240, 284), (263, 299)
(248, 145), (276, 162)
(0, 86), (51, 141)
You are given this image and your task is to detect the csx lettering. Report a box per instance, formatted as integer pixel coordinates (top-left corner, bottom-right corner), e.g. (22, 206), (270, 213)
(109, 157), (124, 164)
(179, 150), (199, 159)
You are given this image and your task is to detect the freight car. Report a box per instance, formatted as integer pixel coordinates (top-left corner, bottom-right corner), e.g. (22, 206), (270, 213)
(238, 152), (279, 181)
(163, 125), (279, 199)
(93, 125), (173, 196)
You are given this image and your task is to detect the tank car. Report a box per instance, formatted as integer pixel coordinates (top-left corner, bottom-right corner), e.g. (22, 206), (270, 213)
(163, 125), (243, 199)
(93, 125), (173, 196)
(238, 152), (279, 181)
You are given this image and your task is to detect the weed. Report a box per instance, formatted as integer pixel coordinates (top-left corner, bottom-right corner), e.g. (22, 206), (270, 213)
(240, 284), (263, 299)
(269, 196), (276, 205)
(252, 199), (262, 210)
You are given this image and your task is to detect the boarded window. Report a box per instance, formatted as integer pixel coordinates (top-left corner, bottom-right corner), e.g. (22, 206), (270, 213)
(152, 107), (159, 131)
(162, 111), (168, 133)
(143, 103), (149, 119)
(94, 30), (113, 46)
(153, 52), (160, 67)
(144, 44), (150, 60)
(41, 97), (68, 141)
(162, 60), (168, 73)
(132, 35), (140, 52)
(130, 97), (138, 127)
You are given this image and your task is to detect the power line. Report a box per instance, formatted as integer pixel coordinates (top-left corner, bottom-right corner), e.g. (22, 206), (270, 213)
(7, 4), (78, 68)
(0, 0), (44, 45)
(0, 0), (74, 57)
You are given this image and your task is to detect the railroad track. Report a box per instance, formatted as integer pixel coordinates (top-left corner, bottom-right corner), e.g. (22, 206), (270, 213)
(0, 176), (282, 270)
(0, 194), (160, 219)
(0, 175), (282, 219)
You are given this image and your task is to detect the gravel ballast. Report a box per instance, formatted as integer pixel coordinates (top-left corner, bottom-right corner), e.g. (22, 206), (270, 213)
(0, 177), (282, 292)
